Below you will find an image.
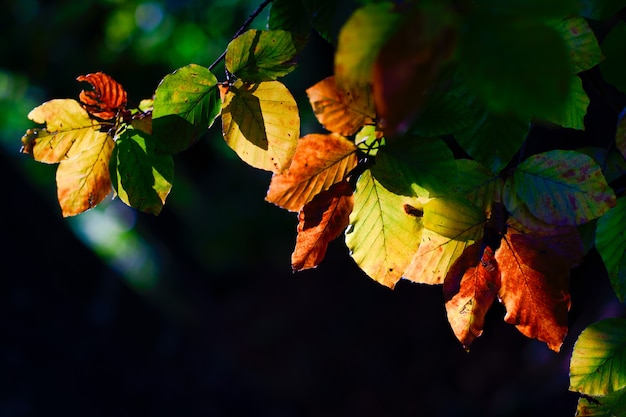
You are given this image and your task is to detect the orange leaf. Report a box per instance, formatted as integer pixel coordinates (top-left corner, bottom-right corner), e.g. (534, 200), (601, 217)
(306, 76), (375, 136)
(495, 226), (584, 351)
(372, 11), (456, 136)
(77, 72), (127, 120)
(266, 133), (358, 212)
(444, 245), (500, 351)
(292, 180), (354, 271)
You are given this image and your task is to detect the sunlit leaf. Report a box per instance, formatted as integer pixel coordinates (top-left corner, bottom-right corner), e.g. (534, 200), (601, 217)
(371, 137), (457, 198)
(22, 99), (106, 164)
(454, 112), (530, 174)
(76, 72), (128, 120)
(444, 246), (500, 350)
(504, 150), (616, 226)
(372, 8), (456, 136)
(335, 2), (401, 89)
(544, 75), (589, 130)
(152, 64), (221, 154)
(595, 197), (626, 301)
(575, 386), (626, 417)
(422, 197), (485, 241)
(292, 180), (354, 271)
(345, 169), (422, 288)
(496, 225), (584, 351)
(110, 128), (174, 215)
(225, 29), (303, 82)
(600, 21), (626, 94)
(355, 125), (385, 156)
(266, 133), (358, 211)
(552, 17), (602, 74)
(451, 159), (502, 211)
(570, 318), (626, 395)
(306, 75), (375, 136)
(222, 80), (299, 173)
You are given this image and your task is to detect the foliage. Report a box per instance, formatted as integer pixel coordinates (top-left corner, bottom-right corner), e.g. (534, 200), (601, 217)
(19, 0), (626, 414)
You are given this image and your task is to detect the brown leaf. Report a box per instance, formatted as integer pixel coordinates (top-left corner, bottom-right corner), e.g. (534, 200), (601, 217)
(266, 133), (358, 212)
(372, 11), (456, 137)
(77, 72), (127, 120)
(444, 245), (500, 350)
(495, 225), (583, 351)
(306, 76), (375, 136)
(292, 180), (354, 271)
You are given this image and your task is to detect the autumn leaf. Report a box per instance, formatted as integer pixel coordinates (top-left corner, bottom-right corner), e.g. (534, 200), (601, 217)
(495, 224), (584, 351)
(292, 180), (354, 271)
(77, 72), (128, 120)
(22, 98), (115, 216)
(110, 128), (174, 215)
(306, 75), (375, 136)
(372, 7), (456, 136)
(345, 169), (422, 288)
(266, 133), (357, 211)
(444, 245), (500, 350)
(222, 80), (299, 173)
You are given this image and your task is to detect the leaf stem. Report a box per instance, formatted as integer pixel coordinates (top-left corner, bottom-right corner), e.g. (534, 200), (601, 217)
(208, 0), (275, 72)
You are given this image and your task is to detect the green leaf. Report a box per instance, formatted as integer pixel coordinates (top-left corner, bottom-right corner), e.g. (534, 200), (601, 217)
(475, 0), (581, 18)
(575, 386), (626, 416)
(110, 128), (174, 215)
(451, 159), (503, 211)
(460, 16), (572, 118)
(570, 318), (626, 396)
(600, 22), (626, 95)
(454, 112), (530, 174)
(595, 197), (626, 301)
(543, 75), (590, 130)
(152, 64), (221, 154)
(422, 197), (485, 242)
(221, 80), (299, 173)
(302, 0), (357, 45)
(504, 150), (616, 226)
(334, 2), (402, 89)
(552, 16), (602, 74)
(225, 29), (303, 82)
(268, 0), (312, 38)
(581, 0), (626, 20)
(345, 169), (422, 288)
(371, 137), (457, 198)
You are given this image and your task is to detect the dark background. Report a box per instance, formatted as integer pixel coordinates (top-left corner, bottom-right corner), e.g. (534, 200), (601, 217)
(1, 1), (624, 416)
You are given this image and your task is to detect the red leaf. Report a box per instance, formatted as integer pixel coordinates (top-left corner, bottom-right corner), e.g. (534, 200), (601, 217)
(495, 225), (584, 351)
(444, 245), (500, 350)
(77, 72), (127, 120)
(292, 180), (354, 271)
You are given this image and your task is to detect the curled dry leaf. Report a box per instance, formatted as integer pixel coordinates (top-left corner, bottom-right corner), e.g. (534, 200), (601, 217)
(77, 72), (128, 120)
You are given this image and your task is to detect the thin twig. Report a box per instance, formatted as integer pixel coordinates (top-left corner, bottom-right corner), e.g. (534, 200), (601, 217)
(208, 0), (275, 72)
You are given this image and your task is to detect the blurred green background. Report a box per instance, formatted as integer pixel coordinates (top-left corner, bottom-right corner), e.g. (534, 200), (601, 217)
(1, 1), (624, 416)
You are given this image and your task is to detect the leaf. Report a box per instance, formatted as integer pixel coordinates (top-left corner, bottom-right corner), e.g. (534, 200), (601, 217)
(454, 112), (530, 174)
(266, 133), (357, 211)
(302, 0), (359, 45)
(371, 137), (458, 198)
(110, 128), (174, 215)
(152, 64), (221, 154)
(444, 246), (500, 350)
(355, 125), (385, 156)
(334, 2), (402, 90)
(268, 0), (312, 38)
(575, 387), (626, 417)
(225, 29), (303, 82)
(495, 225), (584, 351)
(451, 159), (503, 211)
(22, 99), (105, 163)
(76, 72), (127, 120)
(56, 129), (115, 217)
(306, 75), (375, 136)
(544, 75), (590, 130)
(345, 169), (422, 288)
(372, 7), (456, 136)
(404, 197), (485, 285)
(595, 197), (626, 301)
(221, 80), (299, 173)
(292, 180), (354, 271)
(600, 21), (626, 95)
(552, 16), (603, 74)
(617, 108), (626, 161)
(570, 318), (626, 396)
(459, 15), (572, 118)
(504, 150), (616, 226)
